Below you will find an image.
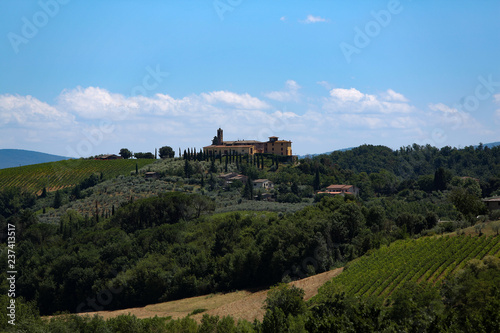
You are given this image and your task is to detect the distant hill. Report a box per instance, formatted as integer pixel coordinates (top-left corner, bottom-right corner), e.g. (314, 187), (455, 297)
(300, 141), (500, 159)
(479, 142), (500, 149)
(298, 147), (355, 159)
(0, 149), (71, 169)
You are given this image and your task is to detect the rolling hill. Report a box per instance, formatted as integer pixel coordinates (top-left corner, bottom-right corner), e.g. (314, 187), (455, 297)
(0, 158), (156, 193)
(0, 149), (70, 169)
(71, 232), (500, 323)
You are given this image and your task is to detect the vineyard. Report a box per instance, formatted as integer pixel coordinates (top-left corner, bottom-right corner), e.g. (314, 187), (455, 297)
(0, 158), (155, 193)
(321, 234), (500, 299)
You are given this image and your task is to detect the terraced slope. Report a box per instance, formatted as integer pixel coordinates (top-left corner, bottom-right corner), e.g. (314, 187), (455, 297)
(325, 234), (500, 299)
(0, 159), (155, 193)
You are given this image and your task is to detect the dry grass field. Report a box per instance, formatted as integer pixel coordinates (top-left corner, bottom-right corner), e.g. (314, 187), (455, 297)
(75, 268), (343, 323)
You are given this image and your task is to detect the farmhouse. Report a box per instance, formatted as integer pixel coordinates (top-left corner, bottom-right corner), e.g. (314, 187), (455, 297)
(95, 154), (123, 160)
(203, 128), (292, 157)
(318, 184), (359, 196)
(219, 172), (248, 186)
(253, 179), (274, 189)
(145, 172), (159, 180)
(483, 197), (500, 211)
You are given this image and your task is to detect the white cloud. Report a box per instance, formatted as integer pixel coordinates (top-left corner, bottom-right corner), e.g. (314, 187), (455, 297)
(381, 89), (409, 102)
(330, 87), (365, 102)
(317, 81), (332, 90)
(494, 93), (500, 103)
(265, 80), (301, 102)
(2, 84), (495, 157)
(428, 103), (455, 114)
(428, 102), (483, 130)
(280, 16), (286, 21)
(58, 86), (138, 119)
(326, 87), (412, 114)
(201, 91), (270, 109)
(0, 94), (74, 128)
(300, 15), (328, 24)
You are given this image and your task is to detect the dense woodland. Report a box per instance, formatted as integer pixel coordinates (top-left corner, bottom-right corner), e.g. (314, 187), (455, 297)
(1, 143), (500, 331)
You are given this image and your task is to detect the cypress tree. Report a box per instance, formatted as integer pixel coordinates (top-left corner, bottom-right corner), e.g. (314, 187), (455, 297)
(95, 201), (99, 223)
(243, 177), (254, 200)
(53, 190), (62, 209)
(210, 158), (217, 173)
(184, 159), (192, 178)
(313, 169), (321, 191)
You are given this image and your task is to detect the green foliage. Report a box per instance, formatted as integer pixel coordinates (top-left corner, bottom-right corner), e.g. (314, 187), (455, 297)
(109, 192), (215, 232)
(189, 308), (206, 315)
(242, 177), (253, 200)
(134, 152), (155, 159)
(53, 190), (62, 209)
(440, 256), (500, 332)
(264, 284), (306, 317)
(119, 148), (133, 159)
(448, 187), (487, 222)
(395, 212), (426, 235)
(387, 281), (443, 330)
(159, 146), (175, 159)
(0, 187), (36, 218)
(433, 167), (452, 191)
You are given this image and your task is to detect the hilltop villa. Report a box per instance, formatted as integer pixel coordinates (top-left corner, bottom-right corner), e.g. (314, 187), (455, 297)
(203, 128), (292, 157)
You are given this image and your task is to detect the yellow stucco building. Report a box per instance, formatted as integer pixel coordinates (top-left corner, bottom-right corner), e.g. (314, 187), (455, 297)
(203, 128), (292, 157)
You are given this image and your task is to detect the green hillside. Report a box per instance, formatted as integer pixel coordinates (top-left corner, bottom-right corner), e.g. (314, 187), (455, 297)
(318, 234), (500, 300)
(0, 158), (155, 193)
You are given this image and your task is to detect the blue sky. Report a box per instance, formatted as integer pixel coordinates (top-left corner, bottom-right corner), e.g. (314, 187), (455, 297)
(1, 0), (499, 157)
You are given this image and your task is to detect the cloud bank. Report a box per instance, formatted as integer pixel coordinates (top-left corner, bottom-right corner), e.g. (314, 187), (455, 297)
(0, 83), (493, 157)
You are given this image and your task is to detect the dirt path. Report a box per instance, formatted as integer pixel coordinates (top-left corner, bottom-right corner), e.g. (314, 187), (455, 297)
(76, 268), (343, 323)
